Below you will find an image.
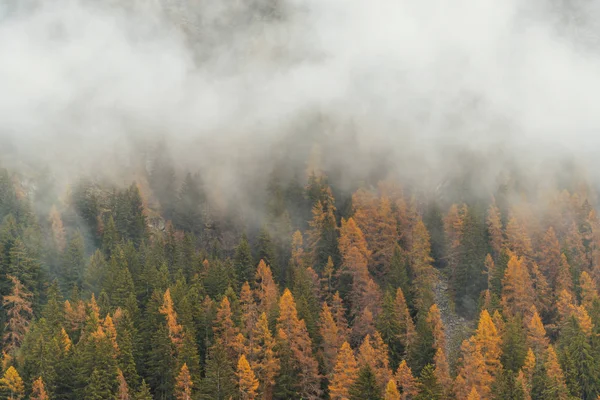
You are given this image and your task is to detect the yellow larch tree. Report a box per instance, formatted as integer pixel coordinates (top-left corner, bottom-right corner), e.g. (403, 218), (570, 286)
(384, 379), (401, 400)
(0, 366), (24, 400)
(525, 306), (549, 355)
(395, 288), (416, 350)
(580, 271), (598, 311)
(276, 289), (320, 399)
(249, 312), (279, 399)
(537, 227), (561, 284)
(255, 260), (279, 320)
(466, 387), (480, 400)
(505, 213), (533, 258)
(427, 304), (446, 351)
(434, 347), (453, 398)
(544, 346), (569, 400)
(409, 218), (437, 312)
(329, 341), (358, 400)
(455, 339), (492, 400)
(237, 355), (259, 400)
(319, 302), (342, 374)
(472, 309), (502, 380)
(501, 253), (534, 317)
(240, 281), (258, 337)
(555, 254), (574, 296)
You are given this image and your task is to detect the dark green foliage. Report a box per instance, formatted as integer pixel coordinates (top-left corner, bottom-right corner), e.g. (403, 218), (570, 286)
(452, 207), (489, 316)
(291, 266), (320, 340)
(492, 370), (527, 400)
(408, 311), (435, 374)
(349, 366), (382, 400)
(233, 234), (254, 287)
(256, 226), (277, 275)
(377, 290), (404, 369)
(145, 323), (175, 399)
(134, 380), (153, 400)
(148, 148), (177, 221)
(560, 316), (599, 400)
(72, 179), (101, 246)
(416, 364), (442, 400)
(8, 237), (41, 296)
(201, 343), (236, 400)
(61, 232), (86, 293)
(388, 244), (410, 302)
(501, 315), (527, 372)
(173, 172), (204, 235)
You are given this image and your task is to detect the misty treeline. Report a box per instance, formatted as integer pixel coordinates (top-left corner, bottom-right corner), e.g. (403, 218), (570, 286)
(0, 143), (598, 400)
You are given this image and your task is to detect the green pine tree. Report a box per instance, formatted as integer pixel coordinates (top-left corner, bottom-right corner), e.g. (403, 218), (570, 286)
(349, 365), (382, 400)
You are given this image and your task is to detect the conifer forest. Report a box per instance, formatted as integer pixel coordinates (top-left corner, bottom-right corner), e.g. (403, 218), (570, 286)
(3, 0), (600, 399)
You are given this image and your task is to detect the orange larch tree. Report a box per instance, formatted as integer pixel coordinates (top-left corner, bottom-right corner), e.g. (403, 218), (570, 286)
(30, 377), (49, 400)
(2, 276), (33, 357)
(395, 288), (416, 352)
(444, 203), (468, 284)
(159, 288), (184, 350)
(249, 312), (279, 399)
(117, 369), (129, 400)
(276, 289), (321, 399)
(214, 296), (240, 359)
(433, 347), (453, 398)
(329, 341), (358, 400)
(530, 263), (552, 317)
(544, 346), (570, 400)
(394, 360), (418, 400)
(501, 253), (534, 317)
(537, 227), (561, 284)
(174, 363), (192, 400)
(237, 355), (259, 400)
(255, 260), (279, 322)
(525, 306), (549, 356)
(240, 281), (258, 337)
(580, 271), (598, 311)
(472, 309), (502, 380)
(555, 254), (574, 296)
(409, 218), (437, 312)
(505, 213), (533, 258)
(330, 292), (350, 341)
(426, 304), (446, 351)
(455, 339), (492, 400)
(319, 302), (342, 375)
(357, 333), (392, 391)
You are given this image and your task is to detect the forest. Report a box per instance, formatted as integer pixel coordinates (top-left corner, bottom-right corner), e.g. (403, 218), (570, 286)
(0, 142), (596, 400)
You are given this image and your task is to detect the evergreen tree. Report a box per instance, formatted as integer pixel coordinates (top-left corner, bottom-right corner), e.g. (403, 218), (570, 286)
(349, 366), (382, 400)
(173, 173), (204, 235)
(61, 232), (86, 293)
(234, 234), (254, 288)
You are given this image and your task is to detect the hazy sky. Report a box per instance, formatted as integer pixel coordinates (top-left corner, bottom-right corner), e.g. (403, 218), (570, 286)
(1, 0), (600, 189)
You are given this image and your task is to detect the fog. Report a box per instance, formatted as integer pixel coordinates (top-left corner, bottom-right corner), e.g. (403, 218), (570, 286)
(1, 0), (600, 196)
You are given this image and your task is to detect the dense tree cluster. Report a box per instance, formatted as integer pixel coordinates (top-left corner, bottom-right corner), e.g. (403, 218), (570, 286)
(0, 154), (598, 400)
